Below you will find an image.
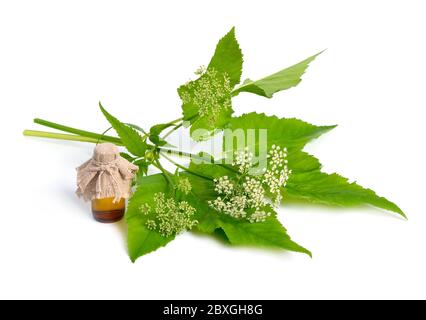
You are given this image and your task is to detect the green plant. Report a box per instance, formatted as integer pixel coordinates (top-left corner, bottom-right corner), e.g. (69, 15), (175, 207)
(23, 27), (404, 262)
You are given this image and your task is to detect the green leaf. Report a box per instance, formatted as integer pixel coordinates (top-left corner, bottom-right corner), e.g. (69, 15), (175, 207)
(149, 123), (174, 137)
(149, 134), (169, 147)
(219, 216), (311, 256)
(172, 171), (225, 233)
(126, 174), (175, 262)
(99, 102), (147, 157)
(179, 173), (220, 234)
(232, 51), (322, 98)
(188, 162), (237, 180)
(224, 112), (336, 153)
(223, 113), (403, 218)
(119, 152), (135, 162)
(182, 171), (310, 256)
(178, 75), (233, 140)
(284, 171), (406, 218)
(149, 123), (168, 146)
(127, 217), (174, 262)
(177, 28), (243, 140)
(127, 123), (148, 135)
(134, 158), (149, 177)
(120, 152), (148, 187)
(208, 27), (243, 88)
(287, 150), (322, 173)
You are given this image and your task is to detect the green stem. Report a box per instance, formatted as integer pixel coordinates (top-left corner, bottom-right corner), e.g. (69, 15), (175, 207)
(160, 152), (213, 181)
(162, 122), (183, 139)
(26, 117), (238, 173)
(158, 147), (238, 174)
(33, 118), (122, 144)
(153, 158), (175, 187)
(158, 147), (207, 162)
(22, 130), (120, 144)
(167, 117), (184, 125)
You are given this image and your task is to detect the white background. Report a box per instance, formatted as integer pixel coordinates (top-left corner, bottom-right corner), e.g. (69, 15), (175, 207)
(1, 0), (425, 300)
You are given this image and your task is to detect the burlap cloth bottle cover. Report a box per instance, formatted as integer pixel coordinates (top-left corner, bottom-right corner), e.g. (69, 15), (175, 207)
(76, 143), (138, 202)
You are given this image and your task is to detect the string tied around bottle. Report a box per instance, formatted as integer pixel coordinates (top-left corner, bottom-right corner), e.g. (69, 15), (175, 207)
(76, 143), (138, 203)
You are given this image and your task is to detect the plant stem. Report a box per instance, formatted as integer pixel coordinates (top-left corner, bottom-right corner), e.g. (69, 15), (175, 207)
(167, 117), (184, 125)
(162, 122), (183, 139)
(22, 130), (120, 144)
(160, 152), (213, 181)
(26, 117), (238, 173)
(158, 147), (207, 162)
(158, 147), (238, 174)
(153, 158), (175, 187)
(33, 118), (122, 144)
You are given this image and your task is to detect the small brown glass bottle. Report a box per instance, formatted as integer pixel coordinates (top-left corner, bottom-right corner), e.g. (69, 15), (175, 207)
(92, 197), (126, 223)
(76, 143), (138, 223)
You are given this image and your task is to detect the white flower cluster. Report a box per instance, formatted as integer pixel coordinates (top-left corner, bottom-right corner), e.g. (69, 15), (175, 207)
(183, 67), (232, 125)
(243, 177), (265, 209)
(176, 177), (192, 195)
(140, 192), (198, 237)
(209, 175), (270, 222)
(194, 65), (207, 76)
(248, 210), (271, 223)
(264, 145), (292, 206)
(232, 147), (254, 173)
(208, 146), (292, 223)
(213, 176), (233, 195)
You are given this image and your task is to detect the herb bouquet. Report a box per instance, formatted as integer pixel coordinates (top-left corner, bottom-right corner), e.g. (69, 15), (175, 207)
(23, 28), (404, 262)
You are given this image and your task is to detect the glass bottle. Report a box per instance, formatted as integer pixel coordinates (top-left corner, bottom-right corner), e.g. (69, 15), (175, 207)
(76, 142), (138, 223)
(91, 197), (126, 223)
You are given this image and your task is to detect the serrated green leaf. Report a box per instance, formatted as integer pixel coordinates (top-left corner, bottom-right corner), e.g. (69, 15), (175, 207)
(126, 174), (175, 262)
(182, 170), (310, 256)
(178, 80), (233, 140)
(127, 123), (148, 135)
(149, 134), (169, 147)
(149, 123), (174, 137)
(99, 102), (147, 157)
(119, 152), (135, 162)
(120, 152), (146, 187)
(179, 173), (220, 234)
(232, 51), (322, 98)
(219, 216), (311, 256)
(178, 28), (243, 140)
(178, 73), (233, 140)
(287, 150), (322, 173)
(224, 112), (336, 153)
(127, 217), (174, 262)
(148, 123), (174, 146)
(188, 162), (237, 180)
(208, 27), (243, 87)
(223, 113), (403, 218)
(126, 174), (169, 220)
(134, 158), (149, 178)
(284, 171), (406, 218)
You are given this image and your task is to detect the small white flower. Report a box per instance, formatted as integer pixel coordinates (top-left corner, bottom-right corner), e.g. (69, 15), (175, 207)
(263, 145), (291, 205)
(139, 203), (152, 215)
(185, 68), (232, 126)
(214, 176), (234, 195)
(248, 210), (271, 223)
(194, 65), (207, 76)
(146, 219), (157, 230)
(209, 144), (292, 223)
(232, 149), (254, 174)
(146, 192), (198, 237)
(176, 177), (192, 195)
